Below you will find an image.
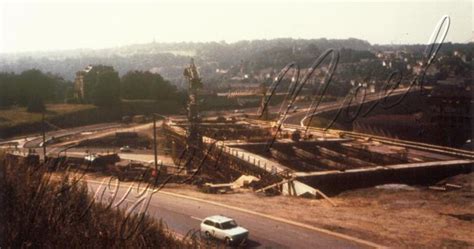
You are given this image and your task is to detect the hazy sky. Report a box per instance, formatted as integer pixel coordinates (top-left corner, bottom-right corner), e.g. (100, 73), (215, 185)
(0, 0), (472, 53)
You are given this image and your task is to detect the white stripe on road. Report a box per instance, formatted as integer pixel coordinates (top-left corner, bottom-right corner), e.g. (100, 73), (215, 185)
(190, 216), (203, 221)
(86, 179), (384, 248)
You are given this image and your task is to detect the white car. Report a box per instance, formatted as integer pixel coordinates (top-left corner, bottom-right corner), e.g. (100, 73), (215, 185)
(200, 215), (249, 245)
(119, 146), (132, 152)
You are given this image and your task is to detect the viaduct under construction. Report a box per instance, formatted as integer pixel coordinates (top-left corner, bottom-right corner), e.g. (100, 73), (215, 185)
(163, 60), (474, 197)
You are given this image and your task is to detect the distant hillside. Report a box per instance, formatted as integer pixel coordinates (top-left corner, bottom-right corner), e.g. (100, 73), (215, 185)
(0, 38), (470, 87)
(0, 38), (372, 83)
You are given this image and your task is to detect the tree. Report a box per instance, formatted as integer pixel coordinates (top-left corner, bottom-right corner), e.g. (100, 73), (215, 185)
(0, 70), (69, 109)
(121, 70), (178, 100)
(27, 95), (46, 113)
(82, 65), (121, 107)
(93, 69), (121, 107)
(17, 69), (57, 106)
(438, 56), (470, 79)
(0, 73), (16, 107)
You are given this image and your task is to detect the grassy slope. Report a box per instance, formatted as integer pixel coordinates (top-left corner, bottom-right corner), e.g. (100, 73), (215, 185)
(0, 152), (199, 248)
(0, 104), (96, 127)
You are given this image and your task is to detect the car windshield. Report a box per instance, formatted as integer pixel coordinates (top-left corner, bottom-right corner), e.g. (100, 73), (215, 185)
(220, 220), (238, 229)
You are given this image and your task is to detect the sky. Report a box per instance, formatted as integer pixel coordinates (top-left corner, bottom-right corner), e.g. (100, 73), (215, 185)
(0, 0), (472, 53)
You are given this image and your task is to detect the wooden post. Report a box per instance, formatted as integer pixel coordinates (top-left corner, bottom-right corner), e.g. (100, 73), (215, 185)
(42, 111), (46, 161)
(315, 189), (337, 207)
(153, 115), (158, 169)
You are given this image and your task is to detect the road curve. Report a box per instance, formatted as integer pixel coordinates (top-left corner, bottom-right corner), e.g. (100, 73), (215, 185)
(86, 180), (370, 249)
(23, 122), (124, 148)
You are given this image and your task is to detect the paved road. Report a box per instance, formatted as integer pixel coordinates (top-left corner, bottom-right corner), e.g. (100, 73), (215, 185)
(2, 98), (391, 248)
(210, 87), (410, 127)
(86, 180), (367, 249)
(23, 122), (124, 148)
(283, 88), (411, 126)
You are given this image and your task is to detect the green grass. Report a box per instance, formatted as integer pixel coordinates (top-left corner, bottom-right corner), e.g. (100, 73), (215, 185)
(0, 104), (96, 127)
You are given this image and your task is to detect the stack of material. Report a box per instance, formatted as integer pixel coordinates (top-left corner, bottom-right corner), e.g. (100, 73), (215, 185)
(232, 175), (259, 189)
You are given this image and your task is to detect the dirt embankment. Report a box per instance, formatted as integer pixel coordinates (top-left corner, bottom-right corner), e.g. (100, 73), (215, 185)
(0, 154), (197, 248)
(163, 172), (474, 249)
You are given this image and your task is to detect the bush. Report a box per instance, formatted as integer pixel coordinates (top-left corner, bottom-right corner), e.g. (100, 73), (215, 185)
(0, 154), (200, 248)
(26, 97), (46, 113)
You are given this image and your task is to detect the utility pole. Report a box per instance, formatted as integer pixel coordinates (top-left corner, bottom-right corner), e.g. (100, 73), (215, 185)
(153, 115), (158, 169)
(42, 111), (47, 161)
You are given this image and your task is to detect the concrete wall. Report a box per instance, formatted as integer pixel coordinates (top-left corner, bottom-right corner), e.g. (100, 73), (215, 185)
(297, 162), (473, 196)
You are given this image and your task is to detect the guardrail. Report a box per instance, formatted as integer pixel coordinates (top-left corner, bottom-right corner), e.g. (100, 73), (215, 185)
(281, 123), (474, 159)
(202, 136), (285, 174)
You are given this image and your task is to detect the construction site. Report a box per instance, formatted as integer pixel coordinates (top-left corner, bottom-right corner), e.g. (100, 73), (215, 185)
(3, 59), (472, 199)
(1, 59), (472, 248)
(151, 61), (473, 248)
(158, 60), (473, 199)
(163, 115), (473, 197)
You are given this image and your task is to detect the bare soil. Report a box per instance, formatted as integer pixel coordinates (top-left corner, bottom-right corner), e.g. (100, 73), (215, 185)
(162, 173), (474, 249)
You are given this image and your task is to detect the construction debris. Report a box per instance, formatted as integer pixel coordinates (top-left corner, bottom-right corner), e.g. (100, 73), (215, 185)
(375, 184), (417, 191)
(201, 175), (260, 194)
(233, 175), (259, 188)
(428, 186), (447, 191)
(446, 183), (463, 189)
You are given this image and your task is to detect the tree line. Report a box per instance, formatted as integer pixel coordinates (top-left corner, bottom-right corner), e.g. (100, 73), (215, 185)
(0, 66), (184, 112)
(0, 70), (69, 112)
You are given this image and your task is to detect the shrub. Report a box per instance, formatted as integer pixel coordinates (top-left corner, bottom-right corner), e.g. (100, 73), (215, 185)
(26, 97), (46, 113)
(0, 155), (201, 248)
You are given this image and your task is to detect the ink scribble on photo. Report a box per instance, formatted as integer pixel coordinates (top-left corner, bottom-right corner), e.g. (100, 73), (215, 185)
(0, 1), (472, 248)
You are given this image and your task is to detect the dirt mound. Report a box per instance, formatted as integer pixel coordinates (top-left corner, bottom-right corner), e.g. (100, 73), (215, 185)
(436, 172), (473, 190)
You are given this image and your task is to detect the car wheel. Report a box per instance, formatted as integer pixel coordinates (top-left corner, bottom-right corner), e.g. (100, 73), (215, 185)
(204, 231), (211, 238)
(225, 237), (232, 246)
